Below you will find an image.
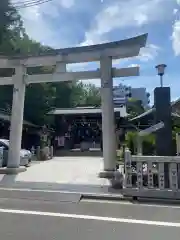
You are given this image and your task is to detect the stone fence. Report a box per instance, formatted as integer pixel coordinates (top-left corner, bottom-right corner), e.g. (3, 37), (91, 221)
(123, 148), (180, 200)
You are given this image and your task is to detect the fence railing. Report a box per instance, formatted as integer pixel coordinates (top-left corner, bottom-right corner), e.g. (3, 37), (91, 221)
(123, 148), (180, 199)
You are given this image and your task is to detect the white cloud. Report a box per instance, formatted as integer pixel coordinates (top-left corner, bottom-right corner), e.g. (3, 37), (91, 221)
(11, 0), (175, 48)
(171, 3), (180, 56)
(172, 20), (180, 56)
(128, 64), (139, 68)
(138, 44), (160, 61)
(173, 8), (179, 14)
(82, 0), (174, 45)
(60, 0), (75, 8)
(11, 0), (76, 47)
(113, 44), (160, 68)
(171, 0), (180, 56)
(19, 6), (54, 46)
(10, 0), (174, 63)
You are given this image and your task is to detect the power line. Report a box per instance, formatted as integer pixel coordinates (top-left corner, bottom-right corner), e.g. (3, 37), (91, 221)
(13, 0), (54, 9)
(14, 0), (53, 8)
(12, 0), (39, 5)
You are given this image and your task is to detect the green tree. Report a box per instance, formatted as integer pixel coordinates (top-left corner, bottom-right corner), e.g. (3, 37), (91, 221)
(0, 4), (102, 126)
(127, 98), (145, 118)
(0, 34), (55, 122)
(24, 83), (56, 125)
(70, 81), (86, 106)
(0, 0), (23, 52)
(70, 82), (101, 107)
(0, 0), (23, 112)
(0, 10), (57, 125)
(52, 82), (74, 109)
(83, 83), (101, 107)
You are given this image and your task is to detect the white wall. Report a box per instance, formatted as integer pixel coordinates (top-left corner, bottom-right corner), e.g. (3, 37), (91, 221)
(113, 84), (150, 108)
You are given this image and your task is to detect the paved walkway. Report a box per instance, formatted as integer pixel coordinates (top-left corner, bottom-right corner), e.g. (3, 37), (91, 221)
(0, 157), (117, 194)
(18, 157), (109, 184)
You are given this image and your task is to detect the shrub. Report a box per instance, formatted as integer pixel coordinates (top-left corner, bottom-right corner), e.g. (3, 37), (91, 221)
(125, 131), (155, 155)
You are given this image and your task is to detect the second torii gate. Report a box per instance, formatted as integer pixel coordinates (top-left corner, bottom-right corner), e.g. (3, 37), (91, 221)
(0, 33), (147, 177)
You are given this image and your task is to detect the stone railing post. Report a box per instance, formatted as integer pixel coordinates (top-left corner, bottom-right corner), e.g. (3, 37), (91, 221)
(176, 133), (180, 186)
(158, 162), (165, 190)
(50, 146), (54, 159)
(0, 147), (4, 167)
(124, 148), (132, 188)
(176, 133), (180, 155)
(31, 146), (35, 155)
(36, 146), (40, 160)
(136, 159), (143, 188)
(31, 146), (36, 160)
(169, 162), (178, 191)
(147, 160), (153, 188)
(137, 135), (143, 155)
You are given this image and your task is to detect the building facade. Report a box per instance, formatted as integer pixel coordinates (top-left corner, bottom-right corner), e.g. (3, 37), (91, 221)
(113, 83), (150, 108)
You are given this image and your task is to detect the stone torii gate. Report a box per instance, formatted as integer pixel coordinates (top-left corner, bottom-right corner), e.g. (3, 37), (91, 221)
(0, 33), (147, 176)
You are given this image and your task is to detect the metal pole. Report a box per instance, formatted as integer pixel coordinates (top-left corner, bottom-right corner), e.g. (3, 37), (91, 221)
(160, 75), (163, 87)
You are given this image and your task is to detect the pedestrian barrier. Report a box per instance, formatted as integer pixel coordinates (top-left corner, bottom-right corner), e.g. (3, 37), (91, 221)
(123, 148), (180, 199)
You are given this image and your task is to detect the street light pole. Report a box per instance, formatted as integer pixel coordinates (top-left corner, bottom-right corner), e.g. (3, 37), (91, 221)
(160, 75), (163, 88)
(155, 64), (167, 88)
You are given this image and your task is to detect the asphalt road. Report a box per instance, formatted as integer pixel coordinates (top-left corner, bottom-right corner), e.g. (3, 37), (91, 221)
(0, 189), (180, 239)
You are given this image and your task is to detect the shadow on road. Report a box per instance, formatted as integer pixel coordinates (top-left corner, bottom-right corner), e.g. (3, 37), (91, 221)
(0, 174), (17, 185)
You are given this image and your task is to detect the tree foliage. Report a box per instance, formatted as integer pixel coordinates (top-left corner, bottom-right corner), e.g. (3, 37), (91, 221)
(127, 98), (145, 119)
(125, 131), (155, 155)
(70, 82), (101, 107)
(0, 3), (100, 125)
(0, 3), (102, 126)
(0, 0), (24, 52)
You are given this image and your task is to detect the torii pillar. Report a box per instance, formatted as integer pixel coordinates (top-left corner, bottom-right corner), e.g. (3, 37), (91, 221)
(7, 65), (27, 172)
(99, 56), (117, 178)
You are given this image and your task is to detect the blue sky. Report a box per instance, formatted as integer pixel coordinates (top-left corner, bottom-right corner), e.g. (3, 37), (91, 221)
(12, 0), (180, 103)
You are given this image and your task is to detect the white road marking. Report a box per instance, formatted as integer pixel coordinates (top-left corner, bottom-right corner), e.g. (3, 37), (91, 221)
(0, 208), (179, 227)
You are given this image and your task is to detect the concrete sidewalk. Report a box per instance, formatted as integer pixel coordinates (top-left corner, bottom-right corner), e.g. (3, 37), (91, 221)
(0, 157), (123, 197)
(16, 157), (110, 185)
